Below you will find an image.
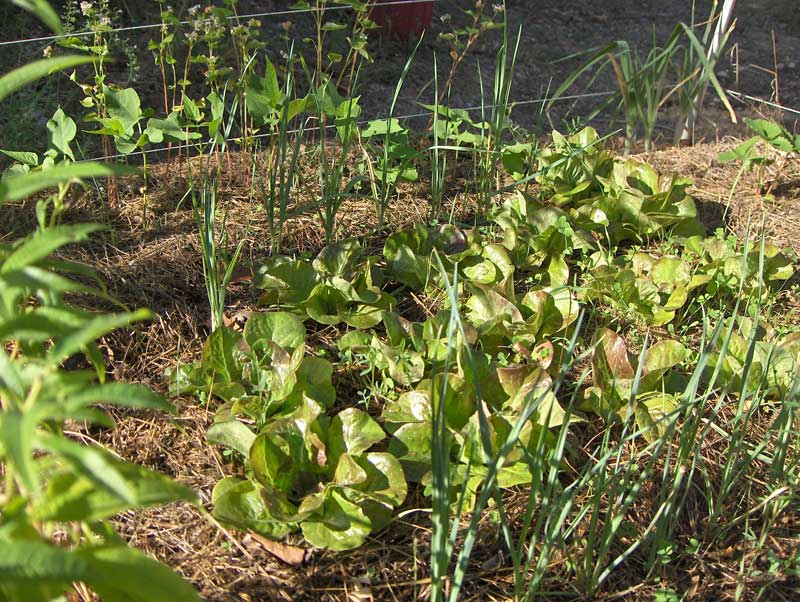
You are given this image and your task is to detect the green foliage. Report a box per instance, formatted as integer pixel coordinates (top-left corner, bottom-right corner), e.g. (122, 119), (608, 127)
(87, 85), (198, 155)
(582, 329), (685, 441)
(422, 104), (492, 149)
(174, 123), (799, 589)
(360, 118), (420, 190)
(12, 0), (62, 32)
(548, 16), (736, 150)
(213, 403), (406, 550)
(172, 309), (405, 550)
(0, 56), (94, 104)
(0, 105), (136, 226)
(744, 118), (800, 155)
(583, 233), (794, 327)
(532, 127), (702, 243)
(5, 2), (793, 595)
(0, 6), (199, 597)
(705, 317), (800, 400)
(169, 312), (319, 424)
(254, 238), (392, 327)
(304, 77), (365, 242)
(246, 55), (309, 129)
(718, 117), (800, 196)
(435, 1), (506, 124)
(253, 52), (307, 255)
(534, 126), (614, 205)
(0, 217), (199, 602)
(384, 364), (565, 511)
(717, 135), (770, 171)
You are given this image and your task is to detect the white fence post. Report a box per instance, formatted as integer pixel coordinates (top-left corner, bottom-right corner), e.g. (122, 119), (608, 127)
(679, 0), (737, 144)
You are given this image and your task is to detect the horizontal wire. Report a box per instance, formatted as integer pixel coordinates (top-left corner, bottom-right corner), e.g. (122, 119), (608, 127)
(75, 88), (800, 164)
(724, 89), (800, 117)
(79, 90), (615, 163)
(0, 0), (441, 47)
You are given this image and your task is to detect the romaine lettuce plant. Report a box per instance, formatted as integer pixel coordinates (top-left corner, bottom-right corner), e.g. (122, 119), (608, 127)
(705, 317), (800, 400)
(207, 388), (406, 550)
(533, 127), (704, 247)
(583, 328), (686, 442)
(383, 360), (566, 511)
(383, 223), (514, 291)
(582, 233), (795, 327)
(169, 312), (332, 426)
(254, 238), (393, 328)
(171, 309), (407, 550)
(535, 126), (614, 206)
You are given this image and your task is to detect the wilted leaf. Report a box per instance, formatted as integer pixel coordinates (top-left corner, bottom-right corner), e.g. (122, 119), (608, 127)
(246, 532), (309, 567)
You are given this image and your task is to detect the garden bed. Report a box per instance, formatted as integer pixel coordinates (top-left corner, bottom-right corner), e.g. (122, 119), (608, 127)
(2, 2), (800, 601)
(7, 138), (793, 602)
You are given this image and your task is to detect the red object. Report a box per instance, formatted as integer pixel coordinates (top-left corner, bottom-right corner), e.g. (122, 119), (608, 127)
(370, 1), (433, 39)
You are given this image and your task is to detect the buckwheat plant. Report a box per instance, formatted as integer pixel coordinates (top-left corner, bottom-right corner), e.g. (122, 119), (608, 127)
(60, 0), (120, 203)
(229, 10), (265, 154)
(148, 0), (180, 115)
(437, 1), (505, 106)
(193, 5), (233, 96)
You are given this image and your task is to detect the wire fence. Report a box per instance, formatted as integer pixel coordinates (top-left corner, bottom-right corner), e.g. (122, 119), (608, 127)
(79, 90), (617, 163)
(77, 87), (800, 164)
(725, 89), (800, 117)
(5, 0), (799, 167)
(0, 0), (441, 47)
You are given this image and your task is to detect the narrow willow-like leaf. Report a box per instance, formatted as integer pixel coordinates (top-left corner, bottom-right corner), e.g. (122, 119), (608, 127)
(12, 0), (61, 32)
(0, 411), (37, 495)
(0, 162), (137, 204)
(77, 545), (201, 602)
(1, 224), (103, 273)
(35, 434), (136, 504)
(33, 463), (196, 523)
(65, 382), (175, 414)
(679, 23), (737, 123)
(0, 540), (93, 583)
(0, 56), (93, 103)
(47, 309), (151, 365)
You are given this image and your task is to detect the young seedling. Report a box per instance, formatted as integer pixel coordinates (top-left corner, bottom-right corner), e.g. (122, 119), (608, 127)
(718, 117), (800, 200)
